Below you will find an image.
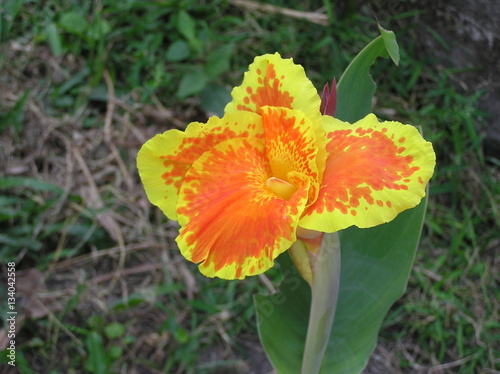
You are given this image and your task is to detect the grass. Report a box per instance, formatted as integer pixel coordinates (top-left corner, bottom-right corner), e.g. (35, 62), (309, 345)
(1, 0), (499, 373)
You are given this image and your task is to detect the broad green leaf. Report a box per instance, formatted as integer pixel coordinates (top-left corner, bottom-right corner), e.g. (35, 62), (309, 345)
(255, 198), (427, 374)
(255, 254), (311, 372)
(336, 27), (399, 123)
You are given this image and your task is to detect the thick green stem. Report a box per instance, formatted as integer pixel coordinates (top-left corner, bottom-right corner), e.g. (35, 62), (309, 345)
(301, 232), (341, 374)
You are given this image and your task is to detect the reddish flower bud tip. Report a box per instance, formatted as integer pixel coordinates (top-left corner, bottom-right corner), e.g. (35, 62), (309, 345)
(320, 78), (337, 117)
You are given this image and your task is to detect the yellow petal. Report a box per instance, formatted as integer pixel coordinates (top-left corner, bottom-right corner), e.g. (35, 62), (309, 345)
(176, 137), (310, 279)
(225, 53), (322, 125)
(300, 114), (436, 232)
(136, 111), (263, 220)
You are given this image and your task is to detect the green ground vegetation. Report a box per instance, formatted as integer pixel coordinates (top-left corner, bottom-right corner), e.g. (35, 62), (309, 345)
(0, 1), (498, 373)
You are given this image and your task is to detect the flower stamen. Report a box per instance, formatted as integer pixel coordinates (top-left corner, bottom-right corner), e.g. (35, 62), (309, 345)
(266, 177), (297, 200)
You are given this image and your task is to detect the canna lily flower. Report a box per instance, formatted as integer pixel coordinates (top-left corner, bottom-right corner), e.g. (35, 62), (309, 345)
(137, 53), (435, 280)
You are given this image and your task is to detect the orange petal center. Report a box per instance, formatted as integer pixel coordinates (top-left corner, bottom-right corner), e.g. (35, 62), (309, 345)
(266, 177), (297, 200)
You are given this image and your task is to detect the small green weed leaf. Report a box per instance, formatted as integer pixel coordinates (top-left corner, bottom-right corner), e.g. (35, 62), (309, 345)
(0, 0), (24, 43)
(85, 331), (108, 374)
(0, 234), (43, 251)
(55, 66), (89, 96)
(205, 44), (233, 77)
(44, 23), (63, 56)
(86, 17), (111, 41)
(89, 85), (108, 102)
(0, 177), (63, 194)
(58, 12), (88, 36)
(177, 71), (209, 99)
(174, 328), (190, 343)
(200, 84), (231, 116)
(104, 322), (125, 339)
(166, 40), (190, 62)
(108, 345), (123, 359)
(176, 10), (197, 43)
(0, 89), (29, 133)
(110, 293), (146, 311)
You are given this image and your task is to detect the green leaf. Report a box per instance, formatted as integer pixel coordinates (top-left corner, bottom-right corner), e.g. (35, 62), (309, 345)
(205, 44), (233, 77)
(44, 23), (63, 56)
(166, 40), (190, 62)
(0, 177), (63, 194)
(0, 233), (43, 251)
(104, 322), (125, 339)
(378, 24), (400, 66)
(176, 10), (202, 53)
(255, 198), (427, 373)
(255, 255), (311, 372)
(0, 89), (30, 133)
(199, 84), (231, 116)
(58, 12), (88, 36)
(177, 71), (209, 99)
(176, 10), (196, 43)
(86, 17), (111, 41)
(336, 30), (399, 123)
(0, 0), (24, 43)
(85, 331), (108, 374)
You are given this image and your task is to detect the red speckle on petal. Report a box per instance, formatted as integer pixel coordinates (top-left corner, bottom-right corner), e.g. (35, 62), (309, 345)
(241, 63), (294, 115)
(349, 197), (360, 207)
(307, 125), (422, 217)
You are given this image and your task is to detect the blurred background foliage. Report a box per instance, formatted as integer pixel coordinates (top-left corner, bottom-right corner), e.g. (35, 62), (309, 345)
(0, 0), (498, 373)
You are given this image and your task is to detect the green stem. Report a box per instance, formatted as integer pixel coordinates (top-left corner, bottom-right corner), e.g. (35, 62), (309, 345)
(301, 232), (341, 374)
